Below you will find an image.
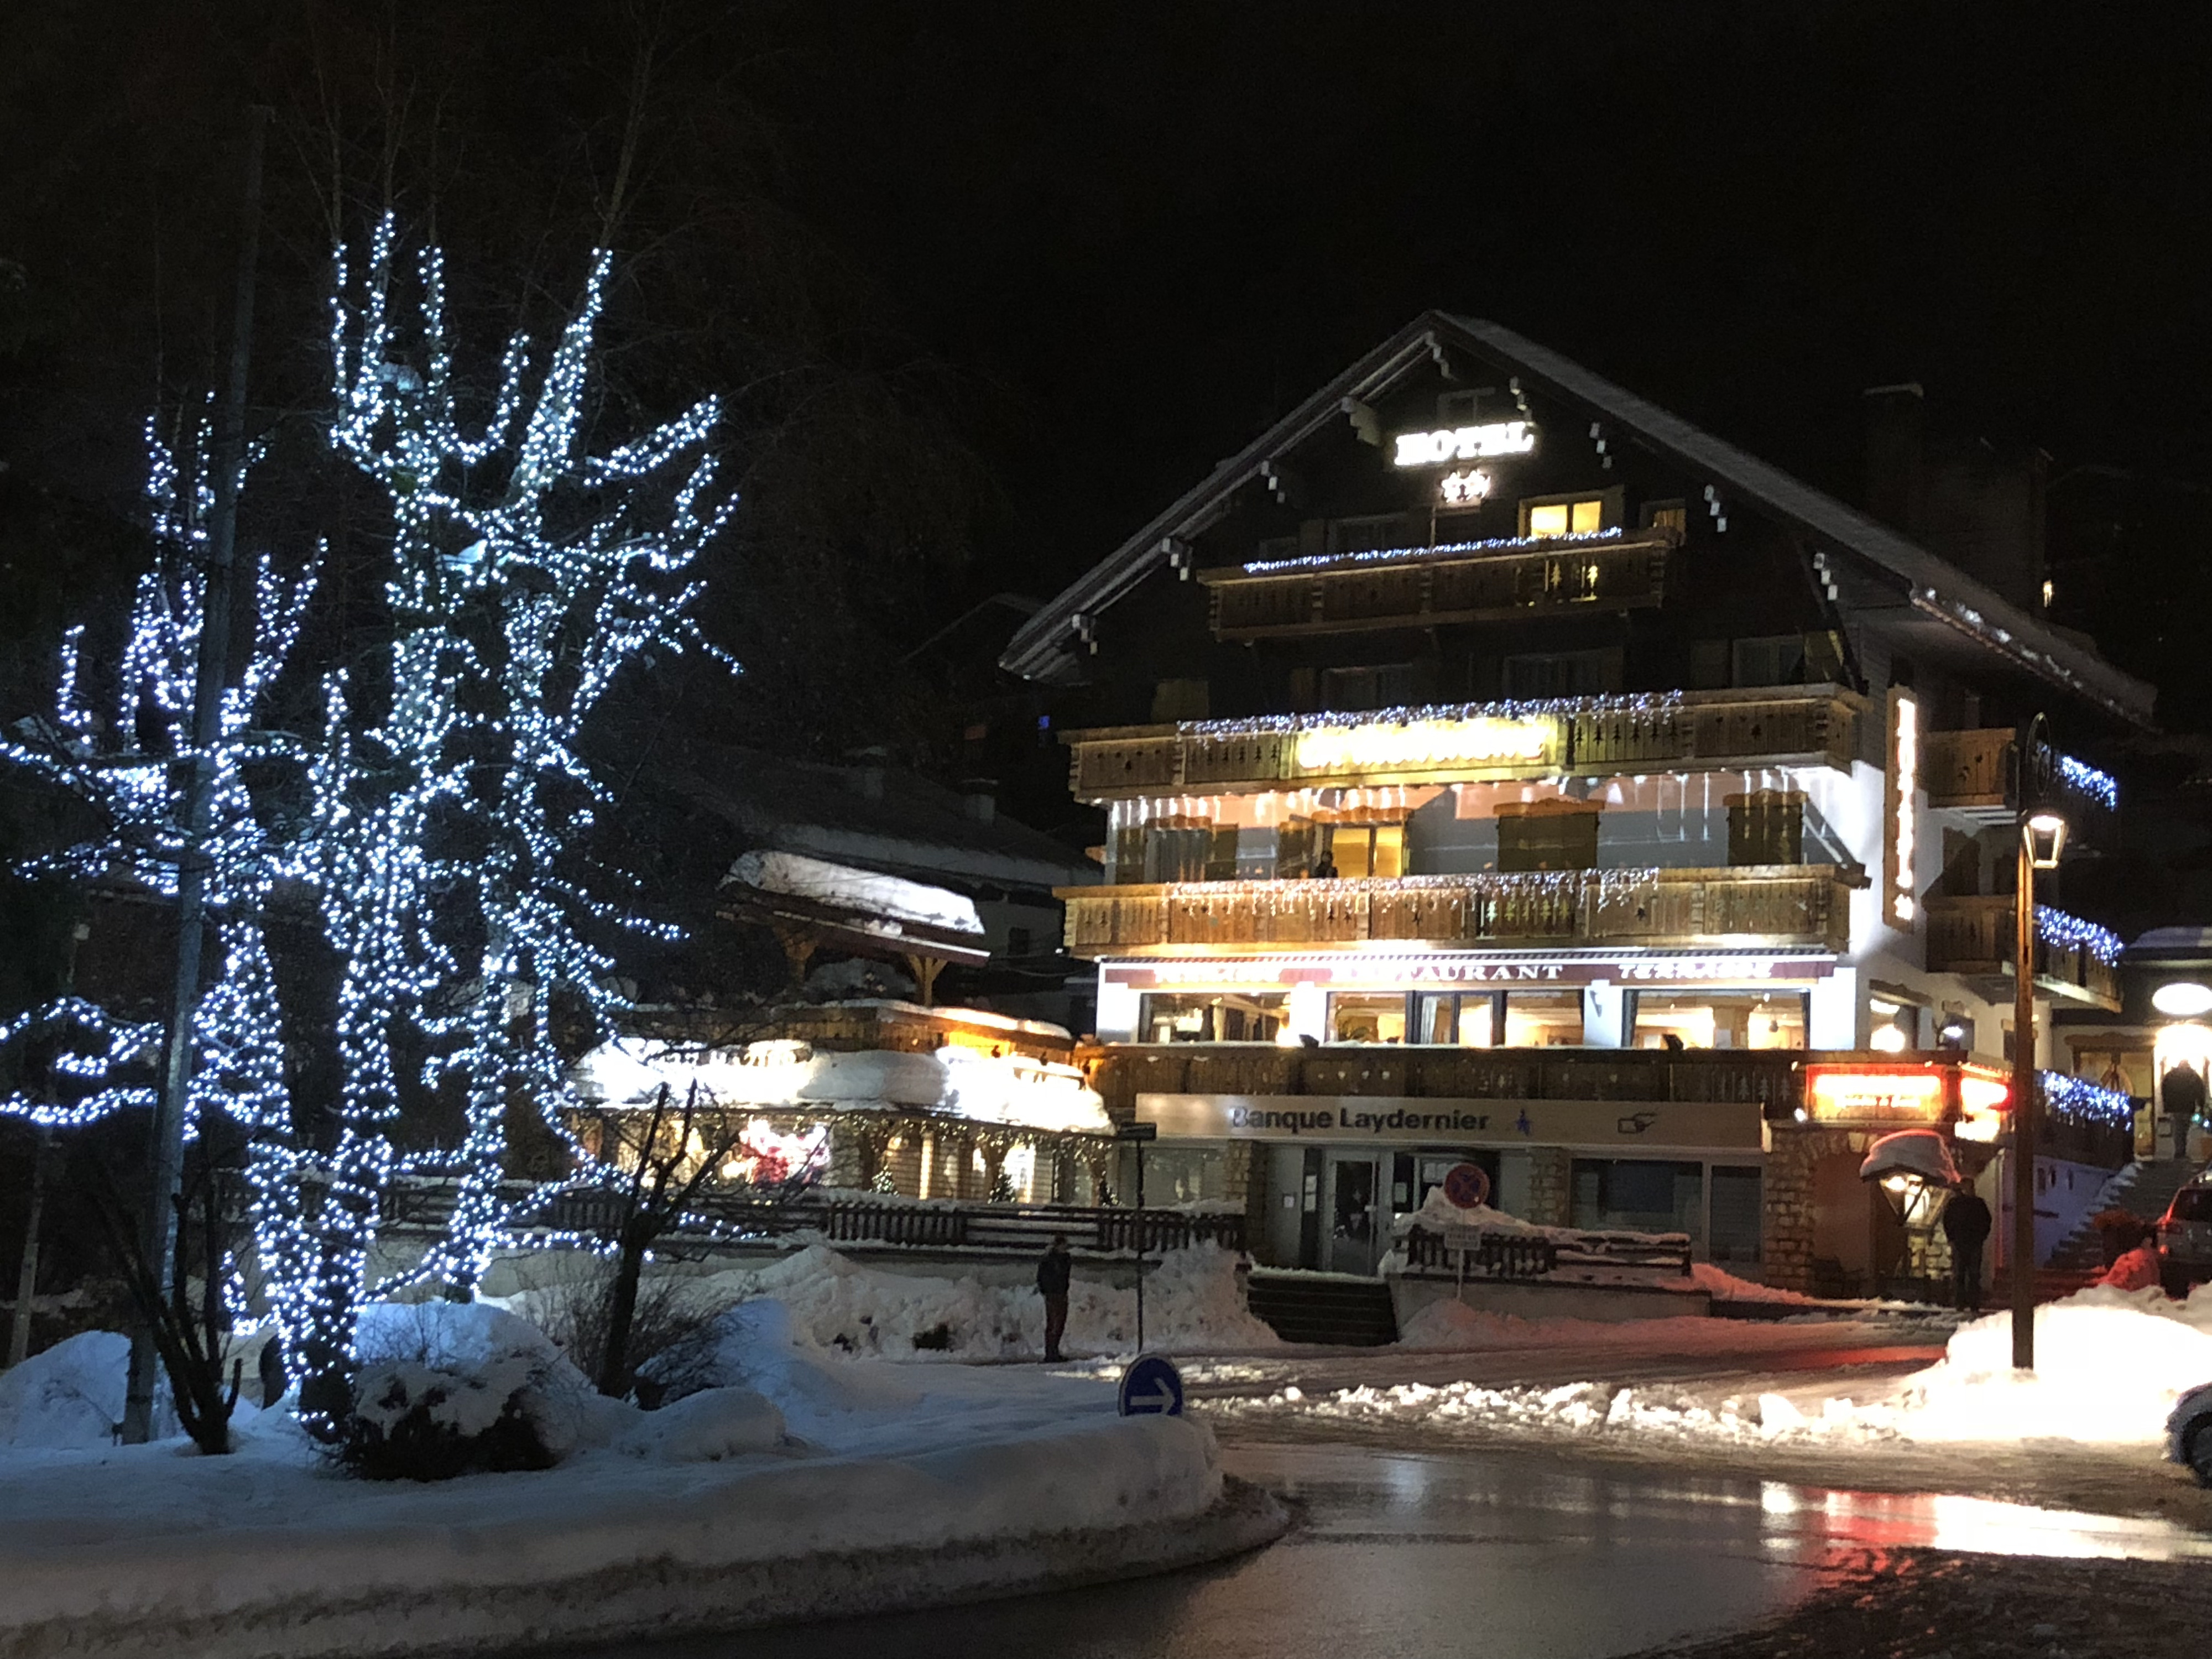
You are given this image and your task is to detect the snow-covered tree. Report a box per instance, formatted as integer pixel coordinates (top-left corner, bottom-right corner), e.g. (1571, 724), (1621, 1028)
(1, 218), (731, 1432)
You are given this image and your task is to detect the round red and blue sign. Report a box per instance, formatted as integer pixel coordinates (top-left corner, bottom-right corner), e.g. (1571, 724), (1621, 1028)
(1441, 1161), (1491, 1210)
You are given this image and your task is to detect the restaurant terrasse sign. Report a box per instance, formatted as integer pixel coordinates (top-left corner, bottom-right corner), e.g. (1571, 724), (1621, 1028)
(1136, 1092), (1762, 1150)
(1104, 954), (1836, 990)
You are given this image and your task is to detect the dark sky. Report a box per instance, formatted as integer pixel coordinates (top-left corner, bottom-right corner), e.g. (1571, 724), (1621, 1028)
(786, 3), (2212, 600)
(7, 2), (2212, 712)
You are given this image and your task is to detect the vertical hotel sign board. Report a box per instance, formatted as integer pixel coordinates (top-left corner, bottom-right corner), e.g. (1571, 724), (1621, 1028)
(1884, 688), (1919, 929)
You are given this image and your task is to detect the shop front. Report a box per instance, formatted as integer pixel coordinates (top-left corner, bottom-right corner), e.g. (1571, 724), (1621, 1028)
(1134, 1089), (1764, 1272)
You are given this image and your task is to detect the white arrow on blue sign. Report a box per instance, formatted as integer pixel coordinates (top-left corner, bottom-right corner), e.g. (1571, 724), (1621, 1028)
(1118, 1354), (1185, 1417)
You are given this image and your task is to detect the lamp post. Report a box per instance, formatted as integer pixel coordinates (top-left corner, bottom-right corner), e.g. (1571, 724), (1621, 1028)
(2012, 714), (2067, 1371)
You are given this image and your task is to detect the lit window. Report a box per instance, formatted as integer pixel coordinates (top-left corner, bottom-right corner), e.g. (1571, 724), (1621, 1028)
(1644, 500), (1688, 533)
(1324, 823), (1404, 879)
(1634, 992), (1808, 1051)
(1526, 497), (1605, 536)
(1329, 993), (1407, 1044)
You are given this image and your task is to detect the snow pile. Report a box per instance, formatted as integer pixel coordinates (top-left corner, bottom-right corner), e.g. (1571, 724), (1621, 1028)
(616, 1386), (788, 1462)
(1239, 1285), (2212, 1450)
(1689, 1263), (1817, 1304)
(0, 1331), (129, 1448)
(681, 1241), (1280, 1363)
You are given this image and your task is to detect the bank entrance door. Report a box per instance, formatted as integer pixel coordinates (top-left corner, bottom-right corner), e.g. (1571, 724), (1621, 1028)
(1325, 1152), (1382, 1276)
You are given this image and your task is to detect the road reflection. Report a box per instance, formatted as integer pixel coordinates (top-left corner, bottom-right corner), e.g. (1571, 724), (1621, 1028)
(570, 1441), (2211, 1659)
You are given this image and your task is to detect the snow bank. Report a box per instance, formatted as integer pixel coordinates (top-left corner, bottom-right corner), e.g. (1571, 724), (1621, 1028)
(0, 1300), (1274, 1657)
(1239, 1284), (2212, 1451)
(679, 1242), (1280, 1363)
(731, 849), (984, 937)
(0, 1331), (129, 1448)
(1689, 1263), (1817, 1305)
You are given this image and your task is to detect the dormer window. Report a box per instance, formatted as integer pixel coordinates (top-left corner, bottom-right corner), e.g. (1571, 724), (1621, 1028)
(1520, 488), (1620, 536)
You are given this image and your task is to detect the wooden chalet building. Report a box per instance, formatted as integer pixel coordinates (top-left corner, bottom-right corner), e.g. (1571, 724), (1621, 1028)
(1000, 314), (2152, 1295)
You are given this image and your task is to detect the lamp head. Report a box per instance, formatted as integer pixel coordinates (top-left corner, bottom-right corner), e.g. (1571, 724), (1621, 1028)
(2025, 810), (2067, 870)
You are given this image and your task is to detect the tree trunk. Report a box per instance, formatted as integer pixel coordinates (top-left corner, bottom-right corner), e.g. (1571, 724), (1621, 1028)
(597, 1222), (649, 1397)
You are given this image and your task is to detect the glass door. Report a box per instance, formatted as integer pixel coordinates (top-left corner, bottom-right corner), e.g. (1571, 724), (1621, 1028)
(1326, 1154), (1381, 1275)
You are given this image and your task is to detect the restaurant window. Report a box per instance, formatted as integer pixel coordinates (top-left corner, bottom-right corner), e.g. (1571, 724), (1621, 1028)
(1521, 492), (1613, 537)
(1504, 990), (1584, 1047)
(1632, 990), (1807, 1050)
(1321, 662), (1418, 712)
(1725, 790), (1805, 866)
(1412, 990), (1496, 1046)
(1495, 798), (1601, 872)
(1328, 993), (1407, 1044)
(1572, 1158), (1704, 1243)
(1140, 991), (1288, 1044)
(1322, 822), (1404, 879)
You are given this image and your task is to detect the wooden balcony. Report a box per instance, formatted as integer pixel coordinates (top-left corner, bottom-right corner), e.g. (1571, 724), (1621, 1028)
(1068, 686), (1865, 801)
(1198, 531), (1674, 641)
(1924, 730), (2119, 833)
(1058, 865), (1853, 958)
(1083, 1042), (1804, 1120)
(1922, 895), (2122, 1009)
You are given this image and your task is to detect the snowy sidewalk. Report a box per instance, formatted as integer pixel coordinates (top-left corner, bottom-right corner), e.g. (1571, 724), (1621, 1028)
(0, 1339), (1280, 1659)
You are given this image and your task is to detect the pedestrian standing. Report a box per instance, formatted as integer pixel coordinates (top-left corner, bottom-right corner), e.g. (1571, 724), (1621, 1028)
(1941, 1183), (1993, 1313)
(1037, 1233), (1072, 1361)
(2164, 1059), (2207, 1162)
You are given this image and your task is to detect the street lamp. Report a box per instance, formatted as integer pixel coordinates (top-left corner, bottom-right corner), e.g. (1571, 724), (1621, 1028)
(2011, 718), (2066, 1371)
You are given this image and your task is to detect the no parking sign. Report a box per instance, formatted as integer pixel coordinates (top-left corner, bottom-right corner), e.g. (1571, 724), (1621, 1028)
(1441, 1161), (1491, 1210)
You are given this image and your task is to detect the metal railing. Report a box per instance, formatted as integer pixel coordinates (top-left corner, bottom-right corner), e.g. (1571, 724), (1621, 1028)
(1402, 1225), (1693, 1280)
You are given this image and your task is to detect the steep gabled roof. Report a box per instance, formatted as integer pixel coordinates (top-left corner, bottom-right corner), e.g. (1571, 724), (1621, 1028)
(1000, 312), (2156, 727)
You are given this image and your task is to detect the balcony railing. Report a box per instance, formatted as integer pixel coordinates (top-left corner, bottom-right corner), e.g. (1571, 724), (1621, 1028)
(1067, 686), (1864, 800)
(1083, 1043), (1804, 1119)
(1924, 730), (2120, 830)
(1923, 895), (2123, 1009)
(1059, 865), (1853, 957)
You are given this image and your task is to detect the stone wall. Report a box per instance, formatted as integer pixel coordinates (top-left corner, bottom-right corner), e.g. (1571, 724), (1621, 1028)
(1522, 1147), (1573, 1227)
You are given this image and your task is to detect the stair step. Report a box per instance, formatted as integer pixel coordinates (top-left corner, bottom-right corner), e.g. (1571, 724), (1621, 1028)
(1245, 1271), (1399, 1346)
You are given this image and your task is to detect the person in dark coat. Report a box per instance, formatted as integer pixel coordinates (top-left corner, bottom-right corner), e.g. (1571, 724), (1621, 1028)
(1941, 1183), (1994, 1313)
(2164, 1059), (2207, 1161)
(1037, 1234), (1073, 1361)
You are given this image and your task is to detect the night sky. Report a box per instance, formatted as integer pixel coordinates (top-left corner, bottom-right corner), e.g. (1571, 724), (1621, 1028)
(7, 3), (2212, 729)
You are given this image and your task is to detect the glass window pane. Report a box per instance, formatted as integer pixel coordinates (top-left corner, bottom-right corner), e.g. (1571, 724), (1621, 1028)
(1330, 994), (1406, 1044)
(1571, 497), (1603, 533)
(1331, 827), (1371, 879)
(1710, 1165), (1764, 1264)
(1139, 992), (1287, 1044)
(1457, 997), (1496, 1047)
(1371, 825), (1404, 878)
(1504, 990), (1583, 1046)
(1528, 502), (1569, 536)
(1634, 992), (1806, 1050)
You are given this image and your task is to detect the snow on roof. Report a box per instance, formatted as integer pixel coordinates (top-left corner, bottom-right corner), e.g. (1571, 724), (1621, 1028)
(728, 851), (983, 938)
(570, 1037), (1111, 1136)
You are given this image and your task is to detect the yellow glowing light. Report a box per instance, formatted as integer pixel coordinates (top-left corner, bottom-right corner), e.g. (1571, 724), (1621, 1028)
(1959, 1073), (2010, 1114)
(1870, 1024), (1909, 1053)
(1293, 716), (1553, 775)
(1807, 1067), (1944, 1123)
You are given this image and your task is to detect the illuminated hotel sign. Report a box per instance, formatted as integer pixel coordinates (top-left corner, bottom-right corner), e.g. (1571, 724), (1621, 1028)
(1392, 421), (1536, 467)
(1884, 688), (1919, 927)
(1291, 715), (1555, 777)
(1804, 1062), (2010, 1128)
(1438, 469), (1490, 506)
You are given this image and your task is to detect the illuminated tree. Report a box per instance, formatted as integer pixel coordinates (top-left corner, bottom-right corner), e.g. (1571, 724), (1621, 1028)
(1, 218), (731, 1432)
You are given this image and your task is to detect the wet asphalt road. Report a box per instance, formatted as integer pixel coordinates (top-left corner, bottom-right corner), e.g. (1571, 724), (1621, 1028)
(578, 1438), (2212, 1659)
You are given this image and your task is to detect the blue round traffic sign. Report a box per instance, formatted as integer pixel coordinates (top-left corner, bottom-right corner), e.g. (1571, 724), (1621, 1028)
(1118, 1354), (1185, 1417)
(1441, 1162), (1491, 1209)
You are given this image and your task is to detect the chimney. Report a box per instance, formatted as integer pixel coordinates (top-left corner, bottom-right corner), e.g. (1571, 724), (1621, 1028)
(962, 778), (998, 825)
(1863, 382), (1926, 536)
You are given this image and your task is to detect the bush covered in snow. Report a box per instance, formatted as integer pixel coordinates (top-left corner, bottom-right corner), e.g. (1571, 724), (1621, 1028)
(341, 1302), (612, 1481)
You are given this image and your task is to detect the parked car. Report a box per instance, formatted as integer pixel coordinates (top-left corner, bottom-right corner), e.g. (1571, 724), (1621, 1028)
(2154, 1178), (2212, 1296)
(2169, 1384), (2212, 1488)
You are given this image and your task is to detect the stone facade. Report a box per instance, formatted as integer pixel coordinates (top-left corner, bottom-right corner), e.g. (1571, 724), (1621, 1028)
(1523, 1146), (1573, 1227)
